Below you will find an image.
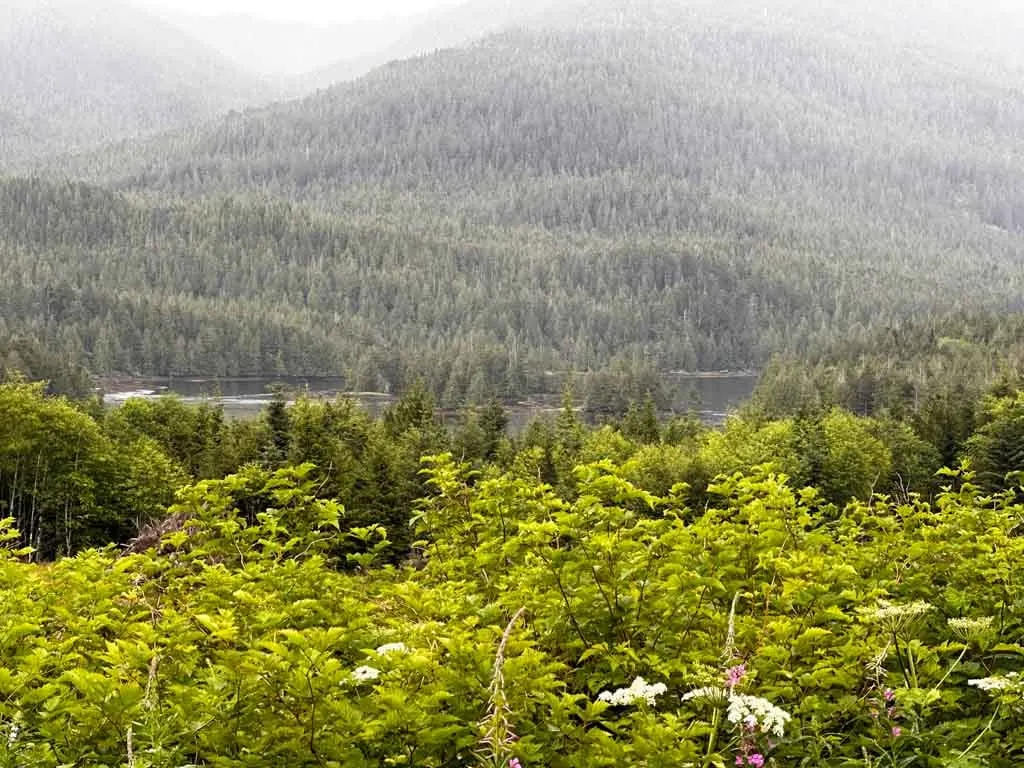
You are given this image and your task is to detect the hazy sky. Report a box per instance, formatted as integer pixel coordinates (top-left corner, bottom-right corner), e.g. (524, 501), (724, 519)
(132, 0), (463, 23)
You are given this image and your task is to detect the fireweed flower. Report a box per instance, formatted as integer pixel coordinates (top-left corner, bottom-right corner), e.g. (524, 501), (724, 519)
(597, 677), (668, 707)
(726, 694), (792, 738)
(869, 686), (901, 731)
(725, 664), (747, 690)
(509, 759), (522, 768)
(351, 665), (381, 682)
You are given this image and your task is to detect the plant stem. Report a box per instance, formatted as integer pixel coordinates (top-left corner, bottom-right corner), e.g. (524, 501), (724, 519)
(930, 646), (968, 693)
(704, 706), (721, 766)
(907, 643), (919, 689)
(957, 705), (1000, 759)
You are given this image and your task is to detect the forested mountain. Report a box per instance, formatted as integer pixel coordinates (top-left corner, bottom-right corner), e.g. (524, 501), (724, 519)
(8, 0), (1024, 398)
(110, 0), (1024, 234)
(0, 0), (269, 166)
(0, 177), (787, 399)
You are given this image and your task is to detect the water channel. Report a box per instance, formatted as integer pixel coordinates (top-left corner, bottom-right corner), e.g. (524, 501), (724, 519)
(103, 374), (759, 429)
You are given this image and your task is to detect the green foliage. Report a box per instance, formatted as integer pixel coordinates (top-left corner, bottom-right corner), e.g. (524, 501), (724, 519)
(0, 451), (1021, 765)
(816, 408), (892, 505)
(0, 381), (185, 558)
(748, 314), (1024, 471)
(105, 396), (241, 479)
(965, 391), (1024, 494)
(2, 367), (1024, 765)
(620, 396), (661, 445)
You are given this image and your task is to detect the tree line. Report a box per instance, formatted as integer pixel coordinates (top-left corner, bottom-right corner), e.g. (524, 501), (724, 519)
(3, 175), (1023, 405)
(6, 357), (1024, 561)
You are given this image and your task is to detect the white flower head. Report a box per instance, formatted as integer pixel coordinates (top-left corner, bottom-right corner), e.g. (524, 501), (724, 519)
(681, 686), (729, 705)
(351, 665), (381, 682)
(726, 694), (792, 738)
(375, 642), (409, 656)
(948, 617), (994, 642)
(969, 672), (1019, 693)
(861, 600), (933, 634)
(597, 676), (668, 707)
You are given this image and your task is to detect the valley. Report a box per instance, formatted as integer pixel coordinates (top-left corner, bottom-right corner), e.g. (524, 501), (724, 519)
(1, 2), (1024, 764)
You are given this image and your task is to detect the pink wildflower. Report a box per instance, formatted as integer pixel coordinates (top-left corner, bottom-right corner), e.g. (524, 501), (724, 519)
(883, 688), (895, 703)
(509, 759), (522, 768)
(735, 758), (745, 767)
(747, 755), (765, 768)
(725, 664), (747, 689)
(891, 726), (902, 737)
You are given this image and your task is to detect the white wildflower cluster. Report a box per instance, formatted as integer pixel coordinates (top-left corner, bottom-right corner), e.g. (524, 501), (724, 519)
(726, 694), (792, 738)
(948, 616), (994, 641)
(869, 600), (932, 621)
(862, 600), (933, 633)
(597, 677), (668, 707)
(375, 642), (409, 656)
(681, 686), (729, 704)
(6, 723), (18, 746)
(345, 641), (409, 685)
(969, 672), (1020, 693)
(351, 665), (381, 682)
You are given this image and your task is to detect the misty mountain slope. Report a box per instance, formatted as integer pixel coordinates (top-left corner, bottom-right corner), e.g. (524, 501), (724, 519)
(118, 8), (1024, 237)
(15, 0), (1024, 391)
(300, 0), (560, 90)
(0, 0), (270, 164)
(1, 172), (1019, 400)
(0, 177), (814, 390)
(303, 0), (1024, 91)
(153, 11), (423, 84)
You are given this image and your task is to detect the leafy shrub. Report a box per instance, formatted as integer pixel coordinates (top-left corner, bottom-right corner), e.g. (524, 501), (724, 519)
(0, 458), (1020, 766)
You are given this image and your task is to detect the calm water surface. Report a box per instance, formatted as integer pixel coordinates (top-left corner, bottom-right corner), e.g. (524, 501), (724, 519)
(104, 375), (758, 428)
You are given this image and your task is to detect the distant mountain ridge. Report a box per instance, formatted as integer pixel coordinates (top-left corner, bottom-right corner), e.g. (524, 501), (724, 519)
(301, 0), (1024, 90)
(0, 0), (271, 165)
(298, 0), (561, 90)
(107, 3), (1024, 230)
(152, 11), (424, 84)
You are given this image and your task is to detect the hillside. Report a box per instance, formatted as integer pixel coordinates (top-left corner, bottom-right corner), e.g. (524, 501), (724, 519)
(0, 0), (270, 165)
(12, 0), (1024, 397)
(115, 1), (1024, 232)
(0, 177), (801, 400)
